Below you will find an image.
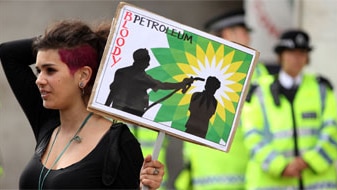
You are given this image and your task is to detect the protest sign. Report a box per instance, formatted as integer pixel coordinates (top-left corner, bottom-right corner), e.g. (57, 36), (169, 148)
(88, 2), (259, 152)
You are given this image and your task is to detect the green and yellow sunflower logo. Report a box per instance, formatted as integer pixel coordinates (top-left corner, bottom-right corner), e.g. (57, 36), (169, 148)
(146, 31), (252, 145)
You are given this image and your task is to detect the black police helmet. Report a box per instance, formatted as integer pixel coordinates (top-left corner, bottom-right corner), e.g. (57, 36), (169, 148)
(274, 30), (313, 54)
(204, 9), (251, 32)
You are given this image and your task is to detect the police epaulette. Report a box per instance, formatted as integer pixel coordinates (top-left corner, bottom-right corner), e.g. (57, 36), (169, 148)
(245, 84), (258, 102)
(317, 75), (333, 90)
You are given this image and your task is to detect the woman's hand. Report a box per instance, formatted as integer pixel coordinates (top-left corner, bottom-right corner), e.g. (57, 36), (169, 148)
(139, 154), (165, 190)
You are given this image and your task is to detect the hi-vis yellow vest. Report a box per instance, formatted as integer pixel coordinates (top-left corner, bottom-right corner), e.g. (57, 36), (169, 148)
(251, 63), (269, 84)
(241, 74), (337, 190)
(174, 63), (269, 190)
(176, 131), (249, 190)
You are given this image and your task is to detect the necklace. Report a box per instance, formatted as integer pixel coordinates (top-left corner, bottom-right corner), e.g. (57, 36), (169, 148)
(38, 112), (93, 190)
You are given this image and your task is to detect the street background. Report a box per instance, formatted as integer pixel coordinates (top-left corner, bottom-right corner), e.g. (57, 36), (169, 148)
(1, 0), (336, 188)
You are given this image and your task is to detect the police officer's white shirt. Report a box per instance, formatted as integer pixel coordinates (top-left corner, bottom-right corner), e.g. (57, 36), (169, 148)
(279, 70), (302, 89)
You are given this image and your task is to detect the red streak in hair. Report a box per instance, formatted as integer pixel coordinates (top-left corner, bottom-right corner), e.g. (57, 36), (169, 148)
(58, 45), (98, 85)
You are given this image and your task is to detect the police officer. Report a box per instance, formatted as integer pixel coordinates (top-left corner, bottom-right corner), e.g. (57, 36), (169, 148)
(204, 9), (269, 84)
(241, 29), (337, 189)
(174, 9), (269, 190)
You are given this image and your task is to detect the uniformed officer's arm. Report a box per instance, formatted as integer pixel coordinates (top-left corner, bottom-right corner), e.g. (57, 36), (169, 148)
(241, 92), (289, 177)
(302, 84), (337, 173)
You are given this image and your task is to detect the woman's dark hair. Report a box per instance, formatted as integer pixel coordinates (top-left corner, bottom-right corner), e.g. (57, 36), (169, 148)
(33, 20), (111, 96)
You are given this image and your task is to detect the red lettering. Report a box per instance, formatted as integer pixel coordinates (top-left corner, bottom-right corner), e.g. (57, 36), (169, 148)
(111, 46), (121, 66)
(124, 11), (132, 21)
(112, 46), (121, 56)
(110, 11), (132, 67)
(120, 28), (129, 37)
(122, 20), (128, 29)
(116, 37), (125, 47)
(112, 56), (121, 67)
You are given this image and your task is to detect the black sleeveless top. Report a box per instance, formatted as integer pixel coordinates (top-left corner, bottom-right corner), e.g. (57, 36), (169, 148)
(0, 38), (143, 189)
(20, 123), (143, 189)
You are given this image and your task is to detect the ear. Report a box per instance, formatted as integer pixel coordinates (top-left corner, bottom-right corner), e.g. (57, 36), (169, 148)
(77, 66), (92, 86)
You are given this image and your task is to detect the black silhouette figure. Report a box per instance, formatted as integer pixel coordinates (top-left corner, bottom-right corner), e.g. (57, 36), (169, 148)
(185, 76), (221, 138)
(105, 48), (193, 116)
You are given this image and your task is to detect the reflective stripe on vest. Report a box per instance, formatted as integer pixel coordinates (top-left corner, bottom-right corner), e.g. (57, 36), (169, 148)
(193, 175), (245, 186)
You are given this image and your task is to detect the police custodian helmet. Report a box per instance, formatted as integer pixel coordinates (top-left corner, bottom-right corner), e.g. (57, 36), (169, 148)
(274, 30), (313, 54)
(204, 9), (251, 33)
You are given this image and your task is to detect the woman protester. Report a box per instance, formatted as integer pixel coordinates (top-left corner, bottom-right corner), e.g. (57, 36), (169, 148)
(0, 20), (164, 189)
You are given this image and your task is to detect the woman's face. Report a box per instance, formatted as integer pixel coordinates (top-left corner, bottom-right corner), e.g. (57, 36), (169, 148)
(280, 49), (308, 77)
(35, 49), (80, 109)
